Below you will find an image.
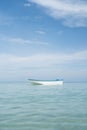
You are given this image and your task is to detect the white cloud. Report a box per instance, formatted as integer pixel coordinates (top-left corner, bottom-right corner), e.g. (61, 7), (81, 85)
(0, 50), (87, 81)
(0, 50), (87, 68)
(28, 0), (87, 27)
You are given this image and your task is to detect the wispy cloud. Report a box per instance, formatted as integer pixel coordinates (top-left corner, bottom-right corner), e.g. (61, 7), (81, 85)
(57, 30), (63, 35)
(0, 35), (48, 45)
(35, 30), (46, 34)
(28, 0), (87, 27)
(0, 14), (13, 26)
(24, 2), (32, 7)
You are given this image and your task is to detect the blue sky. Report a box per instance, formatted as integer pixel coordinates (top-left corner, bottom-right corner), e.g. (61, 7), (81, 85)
(0, 0), (87, 82)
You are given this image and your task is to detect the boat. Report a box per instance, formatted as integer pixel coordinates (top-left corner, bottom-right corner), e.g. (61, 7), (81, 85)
(28, 79), (63, 85)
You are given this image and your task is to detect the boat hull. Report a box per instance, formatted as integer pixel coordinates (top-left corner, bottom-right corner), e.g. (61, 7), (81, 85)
(29, 80), (63, 85)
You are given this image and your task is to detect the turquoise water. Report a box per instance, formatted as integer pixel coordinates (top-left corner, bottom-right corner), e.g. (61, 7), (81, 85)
(0, 82), (87, 130)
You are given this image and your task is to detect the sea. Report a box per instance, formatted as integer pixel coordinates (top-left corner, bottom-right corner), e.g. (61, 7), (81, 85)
(0, 82), (87, 130)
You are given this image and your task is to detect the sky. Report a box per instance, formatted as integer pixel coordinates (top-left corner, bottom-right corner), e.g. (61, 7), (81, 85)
(0, 0), (87, 82)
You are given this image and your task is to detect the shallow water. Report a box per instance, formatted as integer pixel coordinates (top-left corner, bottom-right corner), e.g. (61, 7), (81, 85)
(0, 82), (87, 130)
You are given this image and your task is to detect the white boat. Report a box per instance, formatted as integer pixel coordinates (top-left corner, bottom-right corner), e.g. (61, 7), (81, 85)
(29, 79), (63, 85)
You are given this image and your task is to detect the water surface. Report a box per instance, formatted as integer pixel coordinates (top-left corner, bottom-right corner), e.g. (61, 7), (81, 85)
(0, 82), (87, 130)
